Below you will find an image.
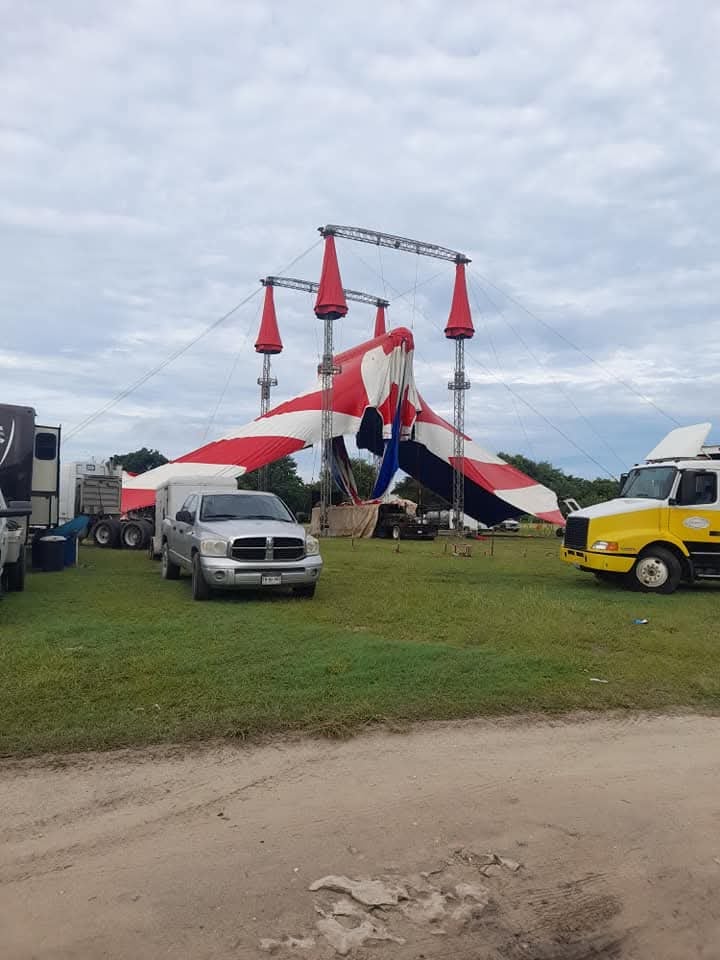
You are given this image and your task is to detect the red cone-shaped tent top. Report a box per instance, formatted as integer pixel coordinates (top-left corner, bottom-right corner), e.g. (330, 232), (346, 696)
(255, 284), (283, 354)
(444, 262), (475, 340)
(314, 234), (348, 319)
(373, 304), (387, 338)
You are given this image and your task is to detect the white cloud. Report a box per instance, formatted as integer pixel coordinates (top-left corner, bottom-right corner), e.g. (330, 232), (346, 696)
(1, 0), (719, 479)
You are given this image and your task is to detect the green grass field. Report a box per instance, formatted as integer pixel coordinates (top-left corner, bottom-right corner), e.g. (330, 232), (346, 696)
(1, 536), (719, 756)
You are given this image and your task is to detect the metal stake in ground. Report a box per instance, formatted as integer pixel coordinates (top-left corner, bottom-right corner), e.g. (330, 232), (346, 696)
(445, 260), (474, 536)
(314, 232), (348, 536)
(255, 284), (283, 490)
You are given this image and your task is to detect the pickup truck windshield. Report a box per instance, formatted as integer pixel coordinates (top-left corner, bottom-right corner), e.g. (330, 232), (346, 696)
(199, 493), (294, 522)
(619, 466), (677, 500)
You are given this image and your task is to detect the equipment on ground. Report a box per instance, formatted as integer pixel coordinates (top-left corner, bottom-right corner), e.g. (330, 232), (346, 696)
(373, 502), (437, 541)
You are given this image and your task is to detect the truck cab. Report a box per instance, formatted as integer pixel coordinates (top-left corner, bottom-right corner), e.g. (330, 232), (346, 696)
(561, 423), (720, 593)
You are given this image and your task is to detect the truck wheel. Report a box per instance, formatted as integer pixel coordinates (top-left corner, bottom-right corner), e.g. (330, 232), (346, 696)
(629, 547), (682, 594)
(392, 525), (401, 540)
(93, 518), (120, 549)
(161, 542), (180, 580)
(121, 521), (148, 550)
(6, 549), (26, 592)
(293, 584), (316, 598)
(191, 554), (211, 601)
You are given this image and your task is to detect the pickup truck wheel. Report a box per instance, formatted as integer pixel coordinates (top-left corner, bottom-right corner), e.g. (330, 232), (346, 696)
(161, 542), (180, 580)
(6, 549), (26, 592)
(93, 519), (120, 549)
(191, 554), (211, 601)
(293, 584), (316, 598)
(629, 547), (681, 594)
(391, 525), (401, 541)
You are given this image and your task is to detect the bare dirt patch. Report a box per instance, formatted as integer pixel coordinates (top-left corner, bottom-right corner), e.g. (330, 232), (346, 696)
(2, 714), (719, 958)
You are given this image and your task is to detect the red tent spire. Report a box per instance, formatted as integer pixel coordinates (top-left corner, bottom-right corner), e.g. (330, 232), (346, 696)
(373, 304), (386, 338)
(444, 262), (474, 340)
(314, 234), (348, 319)
(255, 284), (283, 354)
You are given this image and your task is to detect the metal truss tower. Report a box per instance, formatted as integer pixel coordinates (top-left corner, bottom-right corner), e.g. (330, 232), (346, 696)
(448, 338), (470, 533)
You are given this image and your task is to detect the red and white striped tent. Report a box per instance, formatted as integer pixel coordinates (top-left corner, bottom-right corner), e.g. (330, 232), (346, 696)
(122, 325), (563, 525)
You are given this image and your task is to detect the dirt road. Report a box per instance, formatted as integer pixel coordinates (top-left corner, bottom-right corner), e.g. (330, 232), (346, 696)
(2, 714), (720, 959)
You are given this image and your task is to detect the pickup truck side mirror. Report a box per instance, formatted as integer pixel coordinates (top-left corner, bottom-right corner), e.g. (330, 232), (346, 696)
(0, 500), (32, 519)
(175, 509), (193, 524)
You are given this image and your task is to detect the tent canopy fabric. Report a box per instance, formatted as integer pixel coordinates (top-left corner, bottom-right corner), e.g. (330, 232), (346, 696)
(122, 326), (563, 525)
(255, 284), (283, 354)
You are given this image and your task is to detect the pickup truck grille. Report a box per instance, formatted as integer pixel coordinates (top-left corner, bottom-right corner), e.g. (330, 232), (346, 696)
(230, 536), (305, 562)
(231, 537), (266, 562)
(564, 516), (589, 551)
(272, 537), (305, 560)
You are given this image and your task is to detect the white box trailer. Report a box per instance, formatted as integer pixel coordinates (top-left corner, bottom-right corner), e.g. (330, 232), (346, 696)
(149, 475), (239, 559)
(59, 459), (122, 525)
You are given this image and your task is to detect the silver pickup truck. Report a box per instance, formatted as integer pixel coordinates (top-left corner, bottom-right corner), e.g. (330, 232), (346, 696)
(160, 488), (322, 601)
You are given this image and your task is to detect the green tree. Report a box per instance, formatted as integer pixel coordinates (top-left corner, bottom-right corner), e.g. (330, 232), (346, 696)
(498, 452), (620, 507)
(112, 447), (168, 474)
(237, 456), (309, 517)
(348, 457), (377, 500)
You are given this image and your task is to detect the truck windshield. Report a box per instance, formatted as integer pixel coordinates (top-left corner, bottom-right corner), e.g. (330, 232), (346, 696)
(199, 493), (294, 522)
(619, 466), (677, 500)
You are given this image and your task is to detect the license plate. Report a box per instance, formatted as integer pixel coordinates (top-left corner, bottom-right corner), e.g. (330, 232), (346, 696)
(261, 574), (282, 586)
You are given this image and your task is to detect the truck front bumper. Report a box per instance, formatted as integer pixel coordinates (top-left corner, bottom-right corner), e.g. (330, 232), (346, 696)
(199, 554), (323, 589)
(561, 547), (635, 574)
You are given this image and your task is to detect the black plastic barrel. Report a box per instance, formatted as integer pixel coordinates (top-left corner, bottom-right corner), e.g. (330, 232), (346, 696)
(39, 535), (66, 572)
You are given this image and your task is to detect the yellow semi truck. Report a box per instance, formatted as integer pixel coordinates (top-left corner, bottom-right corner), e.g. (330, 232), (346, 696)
(561, 423), (720, 594)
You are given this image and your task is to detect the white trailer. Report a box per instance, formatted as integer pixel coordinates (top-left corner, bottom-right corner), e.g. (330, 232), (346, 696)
(59, 459), (122, 524)
(148, 475), (239, 559)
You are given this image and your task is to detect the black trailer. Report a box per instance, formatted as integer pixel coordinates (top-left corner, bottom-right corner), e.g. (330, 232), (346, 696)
(0, 403), (61, 533)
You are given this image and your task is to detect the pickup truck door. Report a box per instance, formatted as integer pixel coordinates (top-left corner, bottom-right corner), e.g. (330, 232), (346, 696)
(170, 494), (197, 564)
(667, 469), (720, 574)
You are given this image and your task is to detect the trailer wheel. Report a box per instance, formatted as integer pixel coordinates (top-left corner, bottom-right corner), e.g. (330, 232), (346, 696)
(92, 518), (120, 549)
(121, 521), (148, 550)
(6, 549), (26, 592)
(391, 525), (402, 540)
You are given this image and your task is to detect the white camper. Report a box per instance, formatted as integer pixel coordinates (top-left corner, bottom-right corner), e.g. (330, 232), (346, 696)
(149, 475), (239, 559)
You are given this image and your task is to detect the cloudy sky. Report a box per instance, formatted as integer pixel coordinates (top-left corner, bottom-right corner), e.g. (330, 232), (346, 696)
(2, 0), (719, 481)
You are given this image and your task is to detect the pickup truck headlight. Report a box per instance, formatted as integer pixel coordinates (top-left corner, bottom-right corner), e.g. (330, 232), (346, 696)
(305, 535), (320, 556)
(200, 538), (228, 557)
(591, 540), (619, 552)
